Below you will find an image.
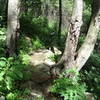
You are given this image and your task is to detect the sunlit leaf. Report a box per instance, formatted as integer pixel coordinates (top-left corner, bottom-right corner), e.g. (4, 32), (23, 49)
(0, 71), (5, 81)
(5, 76), (13, 90)
(0, 61), (6, 67)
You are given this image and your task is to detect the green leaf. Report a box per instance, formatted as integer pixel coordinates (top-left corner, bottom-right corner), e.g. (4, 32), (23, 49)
(7, 71), (18, 80)
(15, 70), (23, 79)
(5, 76), (13, 90)
(0, 57), (6, 61)
(0, 61), (6, 67)
(24, 88), (31, 95)
(6, 93), (15, 100)
(0, 31), (5, 35)
(0, 71), (5, 81)
(8, 57), (14, 62)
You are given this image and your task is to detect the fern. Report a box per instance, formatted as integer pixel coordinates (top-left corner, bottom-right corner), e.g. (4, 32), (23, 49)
(49, 69), (87, 100)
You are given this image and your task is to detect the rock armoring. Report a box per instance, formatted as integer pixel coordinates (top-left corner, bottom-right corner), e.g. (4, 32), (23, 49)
(29, 49), (55, 83)
(21, 48), (61, 100)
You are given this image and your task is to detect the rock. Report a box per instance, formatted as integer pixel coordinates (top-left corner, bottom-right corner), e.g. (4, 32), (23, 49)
(30, 49), (55, 66)
(28, 48), (62, 83)
(29, 49), (56, 83)
(25, 36), (32, 47)
(44, 96), (58, 100)
(0, 96), (5, 100)
(21, 81), (60, 100)
(21, 49), (62, 100)
(53, 47), (62, 55)
(21, 81), (43, 100)
(85, 92), (94, 100)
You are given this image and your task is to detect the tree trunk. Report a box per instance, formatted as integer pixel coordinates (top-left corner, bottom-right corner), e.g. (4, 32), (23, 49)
(75, 0), (100, 71)
(41, 0), (49, 18)
(50, 0), (83, 75)
(58, 0), (62, 44)
(60, 0), (83, 70)
(6, 0), (20, 56)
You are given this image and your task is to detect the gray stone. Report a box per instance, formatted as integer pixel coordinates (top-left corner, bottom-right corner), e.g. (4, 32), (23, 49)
(85, 92), (94, 100)
(29, 49), (58, 83)
(0, 96), (5, 100)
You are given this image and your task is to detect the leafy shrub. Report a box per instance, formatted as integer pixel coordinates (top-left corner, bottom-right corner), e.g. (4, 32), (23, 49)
(85, 53), (100, 68)
(0, 53), (30, 99)
(6, 91), (26, 100)
(77, 36), (85, 50)
(81, 53), (100, 99)
(0, 28), (6, 56)
(18, 35), (44, 53)
(19, 51), (30, 65)
(48, 53), (60, 62)
(0, 28), (6, 41)
(18, 35), (33, 53)
(38, 97), (44, 100)
(50, 70), (87, 100)
(31, 37), (44, 50)
(20, 15), (48, 35)
(20, 15), (57, 48)
(82, 67), (100, 99)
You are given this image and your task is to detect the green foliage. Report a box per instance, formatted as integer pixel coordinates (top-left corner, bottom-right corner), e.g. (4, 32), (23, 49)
(18, 36), (33, 53)
(0, 0), (7, 27)
(48, 53), (60, 62)
(64, 0), (73, 14)
(50, 70), (87, 100)
(0, 54), (30, 98)
(31, 37), (44, 50)
(7, 92), (19, 100)
(20, 15), (48, 35)
(37, 96), (44, 100)
(23, 88), (31, 95)
(83, 68), (100, 99)
(77, 36), (85, 50)
(83, 7), (91, 22)
(20, 15), (57, 48)
(0, 28), (6, 56)
(81, 53), (100, 99)
(19, 51), (30, 65)
(19, 35), (44, 53)
(6, 91), (26, 100)
(0, 28), (6, 41)
(85, 53), (100, 68)
(84, 0), (92, 7)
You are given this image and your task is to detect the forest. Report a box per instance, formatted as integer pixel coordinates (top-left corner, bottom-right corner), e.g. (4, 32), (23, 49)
(0, 0), (100, 100)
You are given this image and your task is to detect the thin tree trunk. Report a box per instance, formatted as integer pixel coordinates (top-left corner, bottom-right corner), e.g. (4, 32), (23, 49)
(41, 0), (48, 18)
(24, 0), (28, 15)
(75, 0), (100, 71)
(58, 0), (62, 44)
(6, 0), (20, 56)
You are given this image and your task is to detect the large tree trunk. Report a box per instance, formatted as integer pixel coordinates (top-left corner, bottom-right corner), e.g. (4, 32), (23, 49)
(59, 0), (83, 69)
(51, 0), (83, 75)
(6, 0), (20, 56)
(75, 0), (100, 71)
(51, 0), (100, 75)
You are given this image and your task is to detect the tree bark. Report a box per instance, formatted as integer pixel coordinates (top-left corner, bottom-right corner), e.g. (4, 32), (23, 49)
(6, 0), (20, 56)
(58, 0), (62, 44)
(60, 0), (83, 69)
(50, 0), (83, 75)
(53, 0), (100, 74)
(75, 0), (100, 71)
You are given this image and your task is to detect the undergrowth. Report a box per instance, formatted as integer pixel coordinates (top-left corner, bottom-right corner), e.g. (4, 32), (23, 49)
(49, 69), (87, 100)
